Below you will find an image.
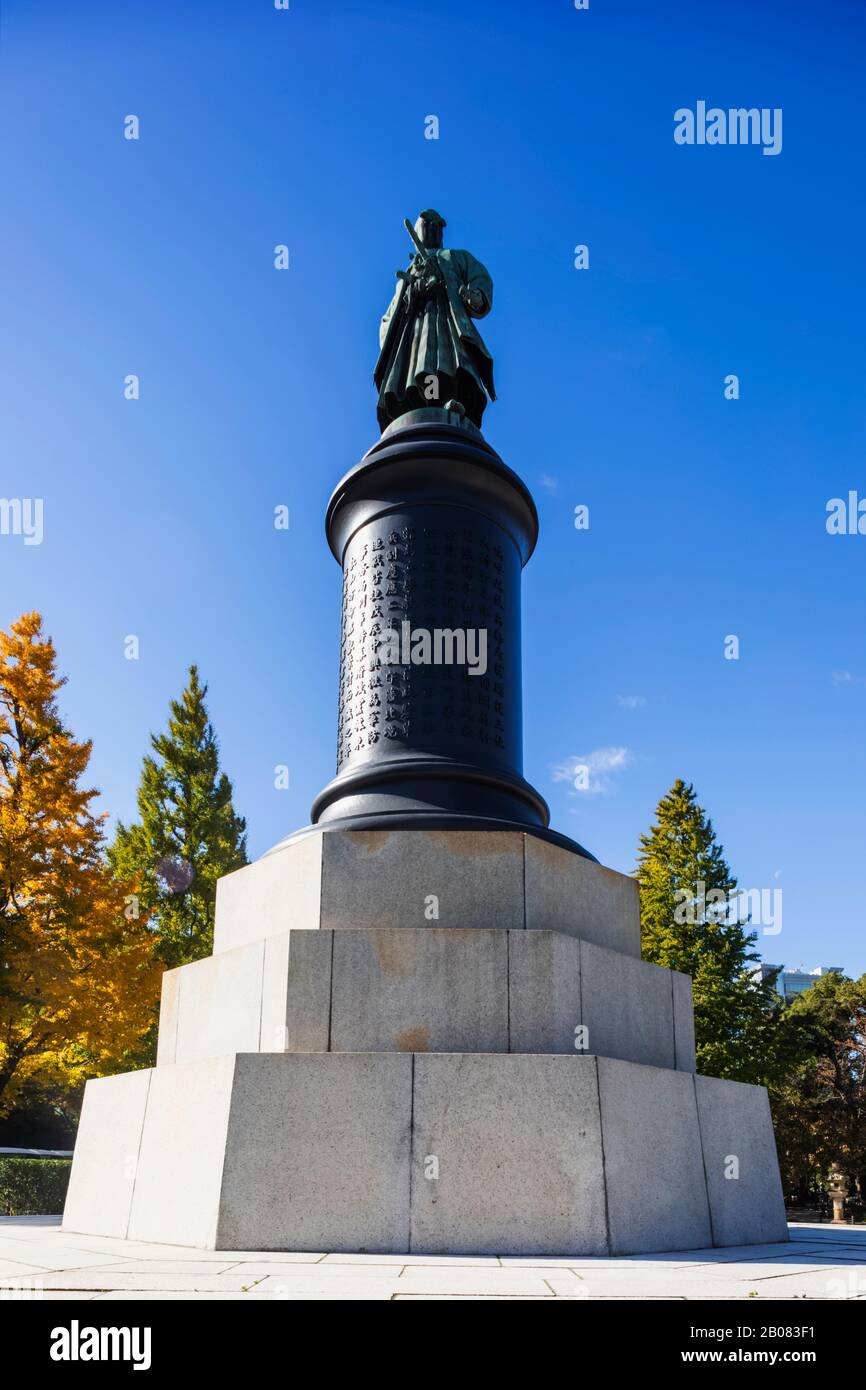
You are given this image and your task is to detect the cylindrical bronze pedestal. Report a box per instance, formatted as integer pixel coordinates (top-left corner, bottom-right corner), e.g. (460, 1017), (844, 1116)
(310, 409), (594, 860)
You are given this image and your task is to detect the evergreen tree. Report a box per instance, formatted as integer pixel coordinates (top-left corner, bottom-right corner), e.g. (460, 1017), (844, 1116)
(0, 613), (158, 1115)
(109, 666), (247, 969)
(637, 779), (788, 1084)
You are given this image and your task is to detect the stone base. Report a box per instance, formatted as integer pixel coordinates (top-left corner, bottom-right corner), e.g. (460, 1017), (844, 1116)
(156, 926), (696, 1073)
(213, 828), (640, 957)
(63, 1052), (787, 1255)
(62, 829), (787, 1258)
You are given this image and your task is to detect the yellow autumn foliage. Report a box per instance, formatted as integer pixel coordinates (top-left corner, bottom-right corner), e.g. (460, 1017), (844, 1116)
(0, 612), (159, 1115)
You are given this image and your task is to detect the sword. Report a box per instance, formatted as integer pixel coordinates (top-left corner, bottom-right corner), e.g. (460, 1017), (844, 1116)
(400, 216), (444, 309)
(404, 216), (432, 264)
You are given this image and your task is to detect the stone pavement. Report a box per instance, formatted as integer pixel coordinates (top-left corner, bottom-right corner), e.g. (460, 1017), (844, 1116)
(1, 1217), (865, 1300)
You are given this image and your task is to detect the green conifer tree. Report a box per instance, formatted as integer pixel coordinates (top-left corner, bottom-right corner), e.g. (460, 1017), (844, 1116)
(637, 779), (786, 1084)
(109, 666), (247, 970)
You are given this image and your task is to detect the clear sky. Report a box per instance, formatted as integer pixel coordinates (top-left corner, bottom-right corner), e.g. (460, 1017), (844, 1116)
(2, 0), (864, 977)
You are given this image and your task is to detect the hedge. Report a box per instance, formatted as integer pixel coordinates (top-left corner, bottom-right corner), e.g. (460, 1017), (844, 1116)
(0, 1156), (72, 1216)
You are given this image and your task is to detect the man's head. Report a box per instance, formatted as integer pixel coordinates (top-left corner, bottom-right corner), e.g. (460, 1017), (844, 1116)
(415, 209), (446, 249)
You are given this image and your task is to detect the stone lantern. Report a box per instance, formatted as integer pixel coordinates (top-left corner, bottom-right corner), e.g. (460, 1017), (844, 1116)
(827, 1167), (849, 1224)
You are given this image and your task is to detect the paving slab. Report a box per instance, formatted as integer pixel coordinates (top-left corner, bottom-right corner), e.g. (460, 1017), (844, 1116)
(7, 1291), (102, 1302)
(2, 1219), (864, 1299)
(320, 1252), (502, 1266)
(0, 1242), (133, 1271)
(98, 1289), (396, 1301)
(242, 1274), (407, 1296)
(0, 1260), (48, 1277)
(222, 1261), (405, 1281)
(31, 1271), (270, 1292)
(85, 1260), (248, 1275)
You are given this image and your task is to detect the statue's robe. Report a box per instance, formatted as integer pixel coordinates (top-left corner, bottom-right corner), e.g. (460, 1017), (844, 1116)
(375, 247), (495, 429)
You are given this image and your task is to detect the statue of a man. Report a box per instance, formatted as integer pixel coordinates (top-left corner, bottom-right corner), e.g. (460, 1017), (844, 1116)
(374, 209), (495, 431)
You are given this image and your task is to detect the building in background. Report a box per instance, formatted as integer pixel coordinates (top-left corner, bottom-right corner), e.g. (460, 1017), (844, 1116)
(757, 964), (845, 1002)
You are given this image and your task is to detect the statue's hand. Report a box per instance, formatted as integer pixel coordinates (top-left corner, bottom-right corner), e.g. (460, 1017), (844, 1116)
(460, 284), (483, 314)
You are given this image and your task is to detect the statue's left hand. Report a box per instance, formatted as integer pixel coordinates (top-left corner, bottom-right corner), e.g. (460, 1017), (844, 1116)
(460, 285), (483, 314)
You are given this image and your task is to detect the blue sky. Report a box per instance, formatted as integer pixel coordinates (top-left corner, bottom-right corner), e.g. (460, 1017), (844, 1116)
(2, 0), (864, 977)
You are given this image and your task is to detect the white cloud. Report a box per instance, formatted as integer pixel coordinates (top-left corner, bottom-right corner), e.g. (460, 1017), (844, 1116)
(538, 473), (559, 495)
(832, 670), (866, 687)
(616, 694), (646, 709)
(551, 745), (631, 795)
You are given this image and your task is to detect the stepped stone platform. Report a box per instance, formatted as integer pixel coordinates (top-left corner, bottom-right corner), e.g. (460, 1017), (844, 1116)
(63, 830), (788, 1256)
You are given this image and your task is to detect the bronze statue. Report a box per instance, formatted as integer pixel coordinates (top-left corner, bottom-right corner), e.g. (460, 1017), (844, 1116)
(374, 209), (495, 431)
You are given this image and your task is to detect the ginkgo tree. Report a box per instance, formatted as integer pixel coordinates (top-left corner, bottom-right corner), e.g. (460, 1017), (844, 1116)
(0, 612), (158, 1115)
